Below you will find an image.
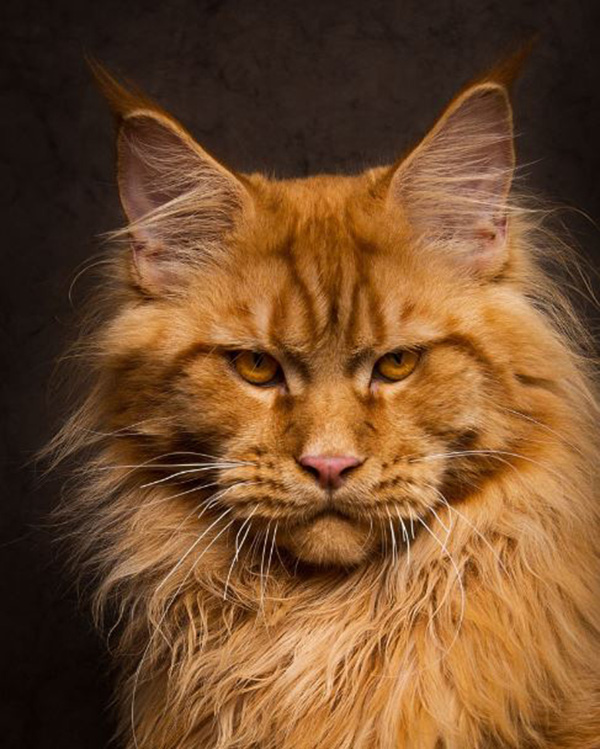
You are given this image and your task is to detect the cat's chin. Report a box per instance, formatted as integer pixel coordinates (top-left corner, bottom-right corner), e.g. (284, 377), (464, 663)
(281, 512), (373, 567)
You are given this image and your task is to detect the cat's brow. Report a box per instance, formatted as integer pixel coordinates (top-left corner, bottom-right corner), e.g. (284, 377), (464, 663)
(273, 344), (312, 379)
(180, 337), (313, 380)
(344, 348), (376, 375)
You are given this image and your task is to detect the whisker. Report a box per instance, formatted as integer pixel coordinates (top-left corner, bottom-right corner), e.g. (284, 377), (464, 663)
(80, 415), (172, 439)
(87, 452), (229, 488)
(165, 450), (254, 465)
(155, 508), (233, 597)
(108, 462), (240, 470)
(409, 448), (572, 489)
(426, 484), (510, 577)
(409, 448), (518, 463)
(428, 504), (451, 537)
(380, 516), (388, 558)
(247, 519), (264, 575)
(266, 522), (278, 588)
(93, 481), (228, 538)
(223, 509), (257, 600)
(160, 480), (243, 549)
(95, 450), (253, 481)
(396, 509), (411, 569)
(145, 484), (244, 601)
(499, 406), (585, 458)
(140, 465), (240, 489)
(259, 521), (273, 617)
(386, 508), (398, 565)
(415, 514), (466, 660)
(273, 532), (292, 577)
(141, 480), (224, 508)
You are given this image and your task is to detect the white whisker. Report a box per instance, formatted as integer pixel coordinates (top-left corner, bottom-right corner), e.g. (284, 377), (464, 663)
(259, 521), (272, 616)
(415, 514), (466, 660)
(266, 522), (278, 587)
(386, 508), (398, 565)
(396, 509), (411, 569)
(223, 507), (257, 600)
(140, 465), (240, 488)
(429, 504), (451, 537)
(427, 485), (509, 577)
(155, 507), (233, 596)
(142, 480), (223, 508)
(499, 406), (585, 458)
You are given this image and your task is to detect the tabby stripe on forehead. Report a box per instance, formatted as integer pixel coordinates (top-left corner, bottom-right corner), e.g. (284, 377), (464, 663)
(282, 246), (320, 339)
(366, 285), (386, 346)
(345, 282), (362, 347)
(266, 282), (290, 348)
(345, 264), (386, 348)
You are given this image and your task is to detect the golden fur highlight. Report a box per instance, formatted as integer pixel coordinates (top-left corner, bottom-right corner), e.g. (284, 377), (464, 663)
(49, 64), (600, 748)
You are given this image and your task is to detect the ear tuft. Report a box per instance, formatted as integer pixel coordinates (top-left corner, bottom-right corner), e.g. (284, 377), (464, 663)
(482, 35), (539, 92)
(388, 83), (515, 277)
(88, 58), (163, 122)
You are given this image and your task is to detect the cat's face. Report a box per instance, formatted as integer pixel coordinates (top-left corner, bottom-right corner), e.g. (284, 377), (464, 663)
(97, 71), (533, 566)
(106, 174), (527, 567)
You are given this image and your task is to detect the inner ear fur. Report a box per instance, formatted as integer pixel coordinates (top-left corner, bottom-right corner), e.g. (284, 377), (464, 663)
(387, 82), (515, 278)
(92, 63), (250, 295)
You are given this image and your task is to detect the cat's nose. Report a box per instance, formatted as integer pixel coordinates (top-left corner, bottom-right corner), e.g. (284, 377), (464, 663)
(298, 455), (364, 490)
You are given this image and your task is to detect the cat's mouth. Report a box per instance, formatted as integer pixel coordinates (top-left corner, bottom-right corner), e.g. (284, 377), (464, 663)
(277, 508), (377, 567)
(308, 507), (353, 522)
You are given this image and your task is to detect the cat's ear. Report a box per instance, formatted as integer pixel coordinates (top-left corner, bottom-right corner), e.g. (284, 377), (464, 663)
(387, 82), (515, 277)
(92, 63), (250, 294)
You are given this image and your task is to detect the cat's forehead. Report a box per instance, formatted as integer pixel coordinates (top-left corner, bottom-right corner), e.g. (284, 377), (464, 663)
(195, 175), (455, 359)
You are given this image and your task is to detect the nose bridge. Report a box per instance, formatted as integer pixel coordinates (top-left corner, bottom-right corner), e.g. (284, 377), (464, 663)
(301, 382), (361, 455)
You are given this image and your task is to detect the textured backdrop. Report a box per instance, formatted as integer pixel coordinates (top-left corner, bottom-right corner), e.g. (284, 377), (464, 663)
(2, 0), (599, 746)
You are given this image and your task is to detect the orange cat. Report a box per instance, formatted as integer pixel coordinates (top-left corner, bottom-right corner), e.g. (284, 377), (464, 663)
(52, 61), (600, 748)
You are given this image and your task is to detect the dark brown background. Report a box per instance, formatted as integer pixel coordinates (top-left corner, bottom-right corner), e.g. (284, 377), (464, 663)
(2, 1), (599, 746)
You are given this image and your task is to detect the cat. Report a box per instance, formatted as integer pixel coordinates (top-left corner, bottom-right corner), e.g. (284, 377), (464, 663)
(50, 59), (600, 748)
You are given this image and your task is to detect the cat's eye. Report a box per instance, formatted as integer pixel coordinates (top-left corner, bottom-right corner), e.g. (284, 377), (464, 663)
(231, 351), (282, 387)
(373, 350), (420, 383)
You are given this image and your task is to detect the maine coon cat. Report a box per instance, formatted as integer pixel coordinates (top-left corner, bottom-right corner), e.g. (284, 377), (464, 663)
(52, 59), (600, 748)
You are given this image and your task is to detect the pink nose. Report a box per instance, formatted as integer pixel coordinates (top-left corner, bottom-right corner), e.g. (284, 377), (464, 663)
(298, 455), (363, 490)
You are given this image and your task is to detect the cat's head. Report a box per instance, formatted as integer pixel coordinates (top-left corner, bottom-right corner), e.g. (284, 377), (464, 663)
(91, 66), (563, 568)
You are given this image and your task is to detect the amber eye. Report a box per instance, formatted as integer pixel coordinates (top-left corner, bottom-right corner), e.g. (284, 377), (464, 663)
(373, 350), (420, 382)
(232, 351), (282, 386)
